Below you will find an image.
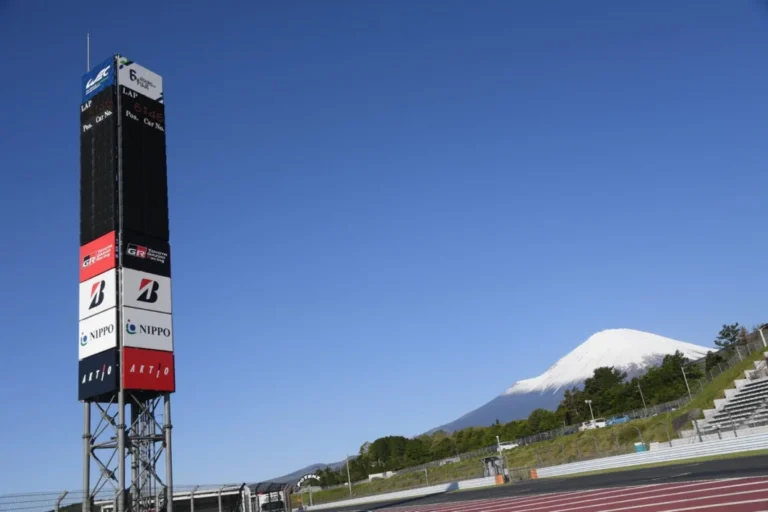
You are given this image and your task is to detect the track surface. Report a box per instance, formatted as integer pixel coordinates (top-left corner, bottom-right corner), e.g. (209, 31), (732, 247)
(323, 455), (768, 512)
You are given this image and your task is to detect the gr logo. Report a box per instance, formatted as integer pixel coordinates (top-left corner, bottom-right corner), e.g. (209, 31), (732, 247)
(137, 279), (159, 304)
(89, 280), (106, 309)
(127, 244), (147, 258)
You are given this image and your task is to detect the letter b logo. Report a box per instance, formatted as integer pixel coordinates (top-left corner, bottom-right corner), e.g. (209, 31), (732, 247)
(137, 279), (159, 303)
(89, 280), (106, 309)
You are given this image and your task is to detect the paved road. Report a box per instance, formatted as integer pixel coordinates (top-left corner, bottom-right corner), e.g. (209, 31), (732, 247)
(320, 455), (768, 512)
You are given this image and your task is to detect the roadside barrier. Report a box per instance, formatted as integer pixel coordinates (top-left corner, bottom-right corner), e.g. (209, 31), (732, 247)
(536, 432), (768, 478)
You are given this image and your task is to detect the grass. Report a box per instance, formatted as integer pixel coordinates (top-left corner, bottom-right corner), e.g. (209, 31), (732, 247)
(298, 346), (768, 507)
(294, 456), (487, 506)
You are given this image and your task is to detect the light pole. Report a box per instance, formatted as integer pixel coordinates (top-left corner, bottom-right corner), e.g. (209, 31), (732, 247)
(585, 400), (595, 422)
(681, 365), (692, 400)
(346, 456), (352, 497)
(637, 383), (648, 416)
(758, 324), (768, 348)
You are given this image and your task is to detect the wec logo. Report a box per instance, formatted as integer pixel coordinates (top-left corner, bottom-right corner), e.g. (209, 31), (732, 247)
(85, 65), (111, 94)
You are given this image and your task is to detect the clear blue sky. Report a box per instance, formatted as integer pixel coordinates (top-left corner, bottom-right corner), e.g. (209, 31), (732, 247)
(2, 0), (768, 493)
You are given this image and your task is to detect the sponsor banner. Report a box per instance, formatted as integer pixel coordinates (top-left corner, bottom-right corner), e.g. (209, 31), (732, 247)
(116, 56), (163, 103)
(79, 269), (117, 321)
(122, 347), (176, 393)
(122, 306), (173, 352)
(120, 232), (171, 278)
(78, 348), (119, 401)
(83, 56), (115, 103)
(80, 231), (116, 282)
(79, 307), (118, 360)
(122, 269), (172, 314)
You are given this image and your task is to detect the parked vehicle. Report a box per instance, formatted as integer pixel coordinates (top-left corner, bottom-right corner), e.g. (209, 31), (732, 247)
(607, 415), (630, 426)
(580, 418), (607, 430)
(497, 440), (519, 452)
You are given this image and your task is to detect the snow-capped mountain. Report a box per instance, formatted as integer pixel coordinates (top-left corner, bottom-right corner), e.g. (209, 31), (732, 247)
(505, 329), (711, 395)
(429, 329), (712, 433)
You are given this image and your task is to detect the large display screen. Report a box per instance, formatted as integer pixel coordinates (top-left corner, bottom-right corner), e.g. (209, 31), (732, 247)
(80, 86), (118, 245)
(120, 86), (169, 242)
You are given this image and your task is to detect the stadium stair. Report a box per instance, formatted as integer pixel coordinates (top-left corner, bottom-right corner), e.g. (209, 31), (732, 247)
(696, 352), (768, 434)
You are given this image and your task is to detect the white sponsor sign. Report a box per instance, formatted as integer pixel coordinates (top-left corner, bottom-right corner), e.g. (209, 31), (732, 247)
(79, 307), (118, 360)
(79, 270), (117, 321)
(122, 269), (172, 314)
(116, 55), (163, 103)
(122, 306), (173, 352)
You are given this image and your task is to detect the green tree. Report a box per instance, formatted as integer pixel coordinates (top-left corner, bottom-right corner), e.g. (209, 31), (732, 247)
(715, 323), (742, 349)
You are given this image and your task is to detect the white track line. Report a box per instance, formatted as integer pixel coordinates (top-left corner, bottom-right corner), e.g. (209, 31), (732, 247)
(655, 498), (768, 512)
(591, 488), (768, 512)
(481, 481), (768, 512)
(443, 479), (768, 512)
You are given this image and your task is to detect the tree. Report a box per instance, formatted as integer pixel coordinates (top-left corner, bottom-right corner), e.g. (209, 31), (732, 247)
(715, 323), (742, 349)
(705, 350), (725, 372)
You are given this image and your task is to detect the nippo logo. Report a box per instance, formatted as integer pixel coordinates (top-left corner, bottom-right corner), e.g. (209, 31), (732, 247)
(80, 324), (114, 346)
(125, 319), (170, 337)
(137, 279), (159, 303)
(89, 280), (106, 309)
(127, 244), (147, 258)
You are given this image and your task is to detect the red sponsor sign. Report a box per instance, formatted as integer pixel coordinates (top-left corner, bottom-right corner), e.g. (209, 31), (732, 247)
(80, 231), (116, 282)
(122, 347), (176, 392)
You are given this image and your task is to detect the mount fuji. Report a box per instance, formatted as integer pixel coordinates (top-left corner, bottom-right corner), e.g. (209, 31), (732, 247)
(429, 329), (713, 433)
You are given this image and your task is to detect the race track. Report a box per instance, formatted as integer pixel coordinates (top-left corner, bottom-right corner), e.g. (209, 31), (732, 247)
(322, 455), (768, 512)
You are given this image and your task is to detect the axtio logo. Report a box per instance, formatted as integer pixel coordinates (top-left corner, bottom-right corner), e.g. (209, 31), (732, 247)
(122, 347), (175, 392)
(78, 348), (119, 401)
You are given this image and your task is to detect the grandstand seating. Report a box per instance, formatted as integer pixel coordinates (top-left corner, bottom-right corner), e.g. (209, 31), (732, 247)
(696, 352), (768, 434)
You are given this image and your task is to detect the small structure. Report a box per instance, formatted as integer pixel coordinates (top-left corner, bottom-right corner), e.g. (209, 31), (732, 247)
(480, 456), (507, 483)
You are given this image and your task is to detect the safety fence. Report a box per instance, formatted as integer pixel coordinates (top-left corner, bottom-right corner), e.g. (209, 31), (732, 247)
(535, 431), (768, 478)
(0, 484), (246, 512)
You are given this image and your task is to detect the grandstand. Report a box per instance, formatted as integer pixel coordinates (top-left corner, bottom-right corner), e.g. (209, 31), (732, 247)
(696, 351), (768, 434)
(94, 483), (293, 512)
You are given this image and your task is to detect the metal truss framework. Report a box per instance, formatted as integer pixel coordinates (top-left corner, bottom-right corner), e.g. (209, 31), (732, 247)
(83, 392), (173, 512)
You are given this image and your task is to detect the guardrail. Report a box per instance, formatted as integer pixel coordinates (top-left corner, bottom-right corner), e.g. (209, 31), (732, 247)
(536, 432), (768, 478)
(304, 476), (498, 511)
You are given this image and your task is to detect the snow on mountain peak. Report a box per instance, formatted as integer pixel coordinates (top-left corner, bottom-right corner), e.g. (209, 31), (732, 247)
(503, 329), (712, 396)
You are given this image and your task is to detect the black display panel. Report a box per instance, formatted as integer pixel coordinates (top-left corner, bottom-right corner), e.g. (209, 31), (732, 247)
(120, 230), (171, 278)
(78, 347), (119, 402)
(80, 86), (118, 246)
(120, 86), (169, 242)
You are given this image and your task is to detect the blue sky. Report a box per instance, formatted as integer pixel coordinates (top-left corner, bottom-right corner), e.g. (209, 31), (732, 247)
(2, 0), (768, 493)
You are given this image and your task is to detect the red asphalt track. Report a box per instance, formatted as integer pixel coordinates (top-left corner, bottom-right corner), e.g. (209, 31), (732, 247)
(374, 477), (768, 512)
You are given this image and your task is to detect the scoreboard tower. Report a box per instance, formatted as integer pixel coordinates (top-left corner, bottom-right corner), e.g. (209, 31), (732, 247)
(79, 55), (175, 512)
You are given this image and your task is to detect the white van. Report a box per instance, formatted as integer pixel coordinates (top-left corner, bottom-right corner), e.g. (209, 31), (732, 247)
(497, 441), (519, 453)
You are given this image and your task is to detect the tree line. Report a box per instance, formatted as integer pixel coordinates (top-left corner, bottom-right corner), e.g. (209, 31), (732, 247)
(314, 322), (762, 487)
